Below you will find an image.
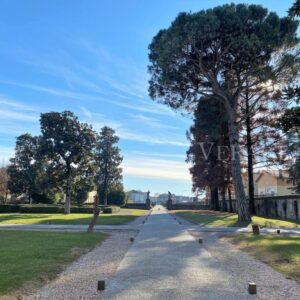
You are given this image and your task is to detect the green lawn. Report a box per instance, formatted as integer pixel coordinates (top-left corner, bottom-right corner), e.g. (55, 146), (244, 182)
(0, 231), (107, 296)
(0, 209), (146, 225)
(226, 234), (300, 282)
(173, 210), (300, 228)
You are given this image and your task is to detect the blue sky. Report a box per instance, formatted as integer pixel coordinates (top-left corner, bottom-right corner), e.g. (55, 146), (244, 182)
(0, 0), (295, 196)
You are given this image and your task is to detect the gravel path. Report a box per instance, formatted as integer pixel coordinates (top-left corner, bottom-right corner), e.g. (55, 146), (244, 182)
(190, 231), (300, 300)
(19, 208), (300, 300)
(23, 230), (137, 300)
(101, 206), (300, 300)
(102, 206), (254, 299)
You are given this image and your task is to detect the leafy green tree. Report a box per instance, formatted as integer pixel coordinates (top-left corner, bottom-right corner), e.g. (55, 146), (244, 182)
(148, 3), (298, 221)
(40, 111), (95, 214)
(95, 127), (123, 205)
(0, 167), (8, 203)
(72, 176), (94, 206)
(7, 134), (41, 202)
(106, 184), (127, 206)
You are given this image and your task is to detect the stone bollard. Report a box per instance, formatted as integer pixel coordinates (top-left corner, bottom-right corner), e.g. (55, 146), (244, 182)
(252, 224), (260, 235)
(248, 282), (257, 295)
(98, 280), (105, 291)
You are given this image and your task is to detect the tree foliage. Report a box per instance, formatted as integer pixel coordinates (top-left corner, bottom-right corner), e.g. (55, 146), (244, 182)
(40, 111), (95, 213)
(289, 0), (300, 18)
(0, 167), (8, 202)
(95, 127), (123, 205)
(148, 3), (299, 221)
(7, 134), (41, 201)
(278, 105), (300, 193)
(187, 97), (231, 211)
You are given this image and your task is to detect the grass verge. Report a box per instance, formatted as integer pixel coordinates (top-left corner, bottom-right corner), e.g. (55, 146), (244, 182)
(0, 209), (146, 225)
(0, 231), (107, 296)
(173, 210), (300, 228)
(226, 234), (300, 283)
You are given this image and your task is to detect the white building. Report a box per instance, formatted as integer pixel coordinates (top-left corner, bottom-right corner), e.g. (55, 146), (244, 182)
(127, 190), (148, 203)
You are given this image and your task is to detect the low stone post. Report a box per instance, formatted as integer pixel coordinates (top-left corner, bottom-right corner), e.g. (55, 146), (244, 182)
(252, 224), (260, 235)
(98, 280), (105, 291)
(248, 282), (257, 294)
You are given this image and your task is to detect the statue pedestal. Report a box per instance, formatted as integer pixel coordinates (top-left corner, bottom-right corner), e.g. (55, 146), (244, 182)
(167, 199), (172, 210)
(146, 198), (151, 210)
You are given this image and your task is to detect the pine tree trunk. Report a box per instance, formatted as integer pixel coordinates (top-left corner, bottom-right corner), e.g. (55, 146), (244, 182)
(210, 188), (214, 210)
(228, 187), (234, 213)
(214, 187), (220, 211)
(228, 122), (251, 222)
(210, 187), (219, 211)
(246, 98), (256, 215)
(221, 188), (227, 212)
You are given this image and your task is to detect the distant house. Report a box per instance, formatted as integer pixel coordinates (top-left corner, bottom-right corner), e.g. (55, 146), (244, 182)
(255, 170), (297, 197)
(242, 172), (260, 197)
(126, 190), (147, 203)
(85, 191), (97, 204)
(207, 170), (298, 202)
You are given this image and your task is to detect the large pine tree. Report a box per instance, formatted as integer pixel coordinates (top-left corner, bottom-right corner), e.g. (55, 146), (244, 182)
(148, 3), (299, 221)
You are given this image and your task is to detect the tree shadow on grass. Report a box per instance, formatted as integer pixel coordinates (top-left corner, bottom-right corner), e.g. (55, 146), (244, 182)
(0, 214), (137, 225)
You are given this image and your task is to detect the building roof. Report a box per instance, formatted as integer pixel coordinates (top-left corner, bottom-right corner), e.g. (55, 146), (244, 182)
(255, 170), (291, 182)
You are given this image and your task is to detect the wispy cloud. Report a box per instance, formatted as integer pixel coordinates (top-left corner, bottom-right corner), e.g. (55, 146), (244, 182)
(0, 80), (95, 101)
(0, 109), (38, 122)
(118, 128), (188, 147)
(0, 96), (39, 122)
(0, 97), (37, 111)
(23, 58), (103, 92)
(78, 106), (187, 146)
(0, 146), (14, 165)
(0, 80), (178, 119)
(77, 40), (149, 98)
(129, 113), (178, 130)
(131, 151), (186, 160)
(122, 156), (191, 180)
(78, 106), (122, 131)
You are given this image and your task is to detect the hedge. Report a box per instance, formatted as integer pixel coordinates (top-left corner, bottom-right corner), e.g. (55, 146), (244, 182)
(0, 204), (20, 213)
(102, 206), (120, 214)
(0, 204), (120, 214)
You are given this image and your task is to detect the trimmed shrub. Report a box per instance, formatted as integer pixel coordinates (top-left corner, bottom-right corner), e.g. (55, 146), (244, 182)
(70, 206), (94, 214)
(19, 205), (64, 214)
(31, 193), (54, 204)
(0, 204), (20, 213)
(0, 204), (120, 214)
(102, 206), (120, 214)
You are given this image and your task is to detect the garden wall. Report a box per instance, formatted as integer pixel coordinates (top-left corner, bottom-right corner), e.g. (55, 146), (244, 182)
(169, 202), (209, 210)
(167, 195), (300, 221)
(221, 195), (300, 221)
